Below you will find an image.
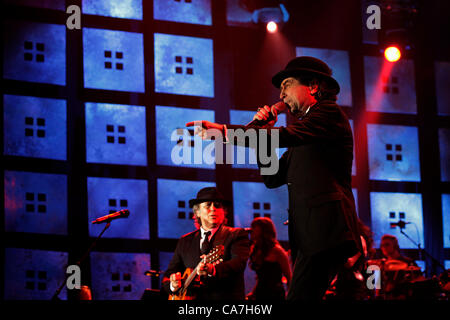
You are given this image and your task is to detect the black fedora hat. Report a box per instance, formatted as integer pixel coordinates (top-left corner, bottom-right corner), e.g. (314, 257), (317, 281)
(189, 187), (231, 207)
(272, 56), (340, 93)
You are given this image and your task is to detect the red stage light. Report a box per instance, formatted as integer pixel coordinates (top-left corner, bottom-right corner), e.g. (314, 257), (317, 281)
(384, 46), (401, 62)
(266, 21), (277, 33)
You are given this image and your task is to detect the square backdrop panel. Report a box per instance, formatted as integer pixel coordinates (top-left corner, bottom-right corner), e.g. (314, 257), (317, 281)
(367, 124), (421, 181)
(370, 192), (424, 249)
(154, 33), (214, 97)
(154, 0), (211, 25)
(232, 181), (289, 241)
(4, 94), (66, 160)
(434, 61), (450, 116)
(83, 28), (144, 92)
(88, 177), (149, 239)
(226, 0), (253, 26)
(4, 170), (67, 235)
(442, 194), (450, 248)
(157, 179), (215, 239)
(352, 188), (358, 216)
(4, 248), (68, 300)
(296, 47), (353, 106)
(439, 128), (450, 182)
(156, 105), (215, 169)
(85, 102), (147, 166)
(90, 252), (150, 300)
(3, 20), (65, 85)
(364, 56), (417, 114)
(349, 119), (356, 176)
(82, 0), (143, 20)
(3, 0), (65, 10)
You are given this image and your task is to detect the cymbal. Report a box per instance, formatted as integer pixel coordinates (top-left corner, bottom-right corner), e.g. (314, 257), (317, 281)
(405, 265), (422, 272)
(367, 259), (384, 266)
(384, 260), (409, 271)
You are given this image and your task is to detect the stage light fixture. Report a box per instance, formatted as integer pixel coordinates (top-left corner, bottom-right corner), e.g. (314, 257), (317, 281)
(240, 0), (289, 29)
(384, 45), (402, 62)
(266, 21), (278, 33)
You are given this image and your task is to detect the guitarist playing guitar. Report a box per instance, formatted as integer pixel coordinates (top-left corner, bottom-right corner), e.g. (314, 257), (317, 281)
(162, 187), (250, 300)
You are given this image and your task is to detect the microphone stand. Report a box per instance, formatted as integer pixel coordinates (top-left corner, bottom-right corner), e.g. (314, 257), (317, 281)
(398, 227), (446, 275)
(51, 221), (111, 300)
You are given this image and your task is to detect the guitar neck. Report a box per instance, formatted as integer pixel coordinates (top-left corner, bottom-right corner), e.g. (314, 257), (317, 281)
(182, 261), (202, 292)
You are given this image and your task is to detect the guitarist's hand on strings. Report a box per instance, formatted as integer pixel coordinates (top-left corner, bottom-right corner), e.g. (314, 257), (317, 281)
(169, 272), (182, 292)
(197, 255), (216, 277)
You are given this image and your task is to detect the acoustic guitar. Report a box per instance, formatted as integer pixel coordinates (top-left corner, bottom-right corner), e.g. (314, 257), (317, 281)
(169, 245), (224, 300)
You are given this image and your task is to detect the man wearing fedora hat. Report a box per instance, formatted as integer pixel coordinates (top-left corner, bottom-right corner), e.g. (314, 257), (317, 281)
(162, 187), (250, 300)
(187, 56), (362, 301)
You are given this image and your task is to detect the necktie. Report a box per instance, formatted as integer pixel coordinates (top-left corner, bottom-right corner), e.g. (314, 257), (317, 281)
(201, 231), (211, 255)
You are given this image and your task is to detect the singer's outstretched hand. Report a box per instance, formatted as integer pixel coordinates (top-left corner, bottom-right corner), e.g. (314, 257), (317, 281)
(186, 120), (225, 140)
(252, 105), (277, 127)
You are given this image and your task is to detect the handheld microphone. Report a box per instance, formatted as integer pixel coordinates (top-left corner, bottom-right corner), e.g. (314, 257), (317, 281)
(91, 209), (130, 224)
(246, 101), (287, 126)
(390, 220), (410, 229)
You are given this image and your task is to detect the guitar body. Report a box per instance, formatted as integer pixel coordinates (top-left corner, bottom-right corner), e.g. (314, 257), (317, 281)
(167, 245), (225, 301)
(168, 268), (196, 300)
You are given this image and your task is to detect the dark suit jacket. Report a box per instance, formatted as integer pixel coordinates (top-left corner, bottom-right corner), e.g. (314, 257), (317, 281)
(162, 224), (250, 300)
(227, 100), (362, 259)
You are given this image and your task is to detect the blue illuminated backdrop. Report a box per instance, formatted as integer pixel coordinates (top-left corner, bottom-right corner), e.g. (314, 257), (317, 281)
(156, 105), (215, 169)
(370, 192), (424, 249)
(82, 0), (143, 20)
(3, 21), (66, 85)
(367, 124), (421, 181)
(364, 57), (417, 114)
(2, 0), (449, 300)
(154, 33), (214, 98)
(90, 252), (150, 300)
(439, 128), (450, 182)
(87, 177), (149, 239)
(153, 0), (212, 25)
(4, 171), (68, 235)
(3, 94), (67, 160)
(83, 28), (145, 92)
(85, 102), (147, 166)
(443, 194), (450, 248)
(232, 181), (289, 241)
(4, 248), (68, 300)
(435, 61), (450, 116)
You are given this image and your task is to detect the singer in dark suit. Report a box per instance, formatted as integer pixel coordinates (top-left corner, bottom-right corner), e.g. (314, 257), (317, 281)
(187, 56), (363, 301)
(162, 187), (250, 300)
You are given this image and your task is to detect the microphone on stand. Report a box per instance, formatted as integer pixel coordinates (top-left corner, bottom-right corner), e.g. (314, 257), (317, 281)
(390, 220), (410, 229)
(91, 209), (130, 224)
(246, 101), (287, 126)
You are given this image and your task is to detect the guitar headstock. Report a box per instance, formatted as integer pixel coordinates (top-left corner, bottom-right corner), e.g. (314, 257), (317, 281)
(206, 245), (224, 265)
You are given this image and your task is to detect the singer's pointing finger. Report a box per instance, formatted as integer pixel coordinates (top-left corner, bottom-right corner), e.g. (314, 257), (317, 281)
(186, 121), (197, 127)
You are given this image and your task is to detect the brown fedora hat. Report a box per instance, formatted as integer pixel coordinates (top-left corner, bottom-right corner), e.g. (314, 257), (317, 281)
(189, 187), (231, 207)
(272, 56), (340, 93)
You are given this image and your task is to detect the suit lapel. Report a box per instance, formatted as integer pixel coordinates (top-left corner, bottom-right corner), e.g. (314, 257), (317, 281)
(192, 230), (202, 264)
(211, 224), (227, 248)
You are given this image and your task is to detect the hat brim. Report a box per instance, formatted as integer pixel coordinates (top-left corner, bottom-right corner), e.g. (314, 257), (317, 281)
(189, 198), (232, 208)
(272, 68), (340, 94)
